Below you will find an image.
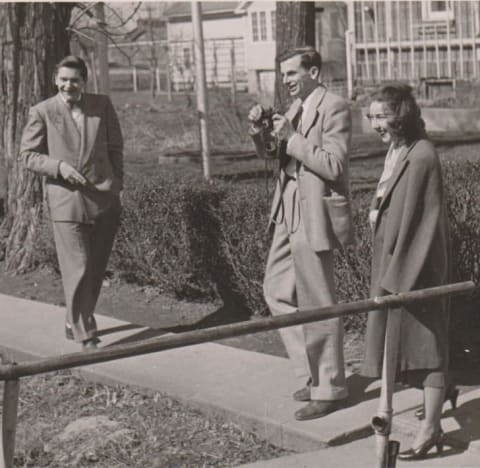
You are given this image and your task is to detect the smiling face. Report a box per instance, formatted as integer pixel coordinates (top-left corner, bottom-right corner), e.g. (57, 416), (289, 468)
(55, 66), (85, 103)
(280, 54), (320, 101)
(367, 100), (399, 145)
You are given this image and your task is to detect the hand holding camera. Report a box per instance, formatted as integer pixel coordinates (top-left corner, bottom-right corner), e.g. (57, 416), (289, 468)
(247, 104), (278, 159)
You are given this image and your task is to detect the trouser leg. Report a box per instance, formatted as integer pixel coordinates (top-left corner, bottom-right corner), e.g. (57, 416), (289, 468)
(291, 240), (347, 400)
(86, 198), (121, 314)
(264, 217), (309, 379)
(264, 180), (347, 400)
(52, 221), (96, 342)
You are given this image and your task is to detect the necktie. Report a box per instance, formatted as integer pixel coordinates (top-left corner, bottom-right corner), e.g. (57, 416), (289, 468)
(280, 106), (303, 172)
(68, 100), (83, 132)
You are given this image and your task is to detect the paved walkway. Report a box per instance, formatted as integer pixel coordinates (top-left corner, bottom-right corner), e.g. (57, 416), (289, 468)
(0, 293), (479, 467)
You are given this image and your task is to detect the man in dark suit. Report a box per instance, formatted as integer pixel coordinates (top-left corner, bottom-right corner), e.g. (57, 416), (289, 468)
(249, 47), (353, 420)
(20, 55), (123, 350)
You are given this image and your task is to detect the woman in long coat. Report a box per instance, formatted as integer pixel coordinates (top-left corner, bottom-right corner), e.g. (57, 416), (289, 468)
(361, 84), (451, 461)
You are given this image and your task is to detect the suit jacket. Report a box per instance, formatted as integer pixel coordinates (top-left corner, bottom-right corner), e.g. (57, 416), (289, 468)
(20, 93), (124, 223)
(362, 139), (451, 377)
(269, 85), (352, 252)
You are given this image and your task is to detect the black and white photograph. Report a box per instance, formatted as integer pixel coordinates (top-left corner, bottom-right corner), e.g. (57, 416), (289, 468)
(0, 1), (479, 467)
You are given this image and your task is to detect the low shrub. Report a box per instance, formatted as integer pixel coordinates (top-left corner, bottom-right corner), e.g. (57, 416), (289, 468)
(112, 174), (224, 301)
(31, 160), (480, 345)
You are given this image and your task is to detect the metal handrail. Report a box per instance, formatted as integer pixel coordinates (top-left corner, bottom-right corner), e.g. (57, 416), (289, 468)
(0, 281), (475, 381)
(0, 280), (476, 468)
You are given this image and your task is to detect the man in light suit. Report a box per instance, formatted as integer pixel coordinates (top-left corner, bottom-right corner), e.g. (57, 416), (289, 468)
(20, 55), (123, 350)
(249, 47), (353, 420)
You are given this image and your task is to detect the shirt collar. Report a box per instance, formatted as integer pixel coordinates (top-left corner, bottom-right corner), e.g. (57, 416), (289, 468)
(58, 92), (83, 107)
(301, 86), (320, 116)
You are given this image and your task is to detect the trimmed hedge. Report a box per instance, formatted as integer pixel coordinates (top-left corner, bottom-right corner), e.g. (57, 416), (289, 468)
(35, 161), (480, 337)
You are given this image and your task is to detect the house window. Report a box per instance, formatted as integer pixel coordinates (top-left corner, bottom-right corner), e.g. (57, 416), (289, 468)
(252, 10), (273, 42)
(260, 11), (267, 41)
(422, 1), (454, 21)
(252, 12), (259, 41)
(271, 11), (276, 40)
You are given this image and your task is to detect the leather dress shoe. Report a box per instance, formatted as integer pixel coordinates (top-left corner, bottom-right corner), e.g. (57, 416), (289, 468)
(65, 325), (74, 340)
(293, 378), (312, 401)
(294, 399), (345, 421)
(82, 337), (99, 351)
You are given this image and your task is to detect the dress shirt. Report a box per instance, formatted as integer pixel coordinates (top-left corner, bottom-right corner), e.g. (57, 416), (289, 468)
(284, 87), (319, 178)
(59, 93), (84, 132)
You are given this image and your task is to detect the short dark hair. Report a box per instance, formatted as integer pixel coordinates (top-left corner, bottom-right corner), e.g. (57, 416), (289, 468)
(55, 55), (88, 81)
(276, 47), (322, 72)
(370, 83), (426, 143)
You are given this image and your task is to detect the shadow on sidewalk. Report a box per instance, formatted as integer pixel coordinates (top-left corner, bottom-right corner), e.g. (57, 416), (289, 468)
(102, 303), (251, 347)
(442, 396), (480, 455)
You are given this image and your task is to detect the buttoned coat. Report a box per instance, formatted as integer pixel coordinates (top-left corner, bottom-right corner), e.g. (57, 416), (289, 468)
(362, 139), (450, 377)
(268, 85), (352, 252)
(20, 93), (123, 223)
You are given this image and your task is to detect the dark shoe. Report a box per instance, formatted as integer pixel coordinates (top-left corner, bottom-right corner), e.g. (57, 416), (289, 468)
(65, 325), (74, 341)
(82, 337), (99, 351)
(293, 378), (312, 402)
(414, 387), (459, 420)
(294, 399), (345, 421)
(398, 430), (445, 460)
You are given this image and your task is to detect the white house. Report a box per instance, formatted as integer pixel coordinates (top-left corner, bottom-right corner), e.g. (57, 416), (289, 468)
(162, 1), (347, 96)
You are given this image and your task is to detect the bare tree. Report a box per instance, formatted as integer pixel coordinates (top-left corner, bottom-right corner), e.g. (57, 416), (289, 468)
(0, 3), (73, 272)
(274, 2), (315, 110)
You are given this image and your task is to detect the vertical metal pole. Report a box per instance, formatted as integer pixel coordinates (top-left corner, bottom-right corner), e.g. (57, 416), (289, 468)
(372, 308), (401, 468)
(94, 2), (110, 94)
(373, 2), (381, 81)
(0, 360), (20, 468)
(446, 19), (452, 78)
(345, 30), (354, 100)
(435, 25), (441, 78)
(155, 67), (161, 93)
(422, 24), (427, 78)
(472, 1), (478, 78)
(166, 47), (172, 102)
(191, 1), (211, 181)
(90, 51), (99, 94)
(386, 1), (392, 79)
(409, 1), (415, 80)
(132, 66), (137, 93)
(458, 1), (464, 79)
(360, 1), (371, 80)
(230, 40), (237, 108)
(347, 0), (356, 84)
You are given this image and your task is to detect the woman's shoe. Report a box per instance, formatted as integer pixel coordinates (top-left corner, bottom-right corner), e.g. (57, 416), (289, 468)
(398, 430), (445, 461)
(414, 387), (459, 420)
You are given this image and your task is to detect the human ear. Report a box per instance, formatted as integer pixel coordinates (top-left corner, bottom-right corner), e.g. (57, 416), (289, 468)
(309, 66), (320, 80)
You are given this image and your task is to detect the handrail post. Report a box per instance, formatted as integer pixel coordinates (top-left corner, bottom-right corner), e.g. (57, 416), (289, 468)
(372, 306), (401, 468)
(0, 359), (19, 468)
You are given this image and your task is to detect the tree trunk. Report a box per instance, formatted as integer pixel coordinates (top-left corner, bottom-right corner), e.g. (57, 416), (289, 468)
(0, 3), (73, 272)
(274, 2), (316, 110)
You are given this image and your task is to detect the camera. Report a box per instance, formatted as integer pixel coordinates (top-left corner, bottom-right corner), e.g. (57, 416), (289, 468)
(250, 106), (278, 158)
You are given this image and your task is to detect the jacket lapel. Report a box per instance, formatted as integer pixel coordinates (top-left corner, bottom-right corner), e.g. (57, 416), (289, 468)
(285, 98), (302, 123)
(80, 94), (101, 164)
(300, 85), (327, 136)
(50, 94), (81, 150)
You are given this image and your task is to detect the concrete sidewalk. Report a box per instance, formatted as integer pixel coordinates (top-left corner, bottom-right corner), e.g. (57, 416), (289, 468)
(0, 293), (479, 467)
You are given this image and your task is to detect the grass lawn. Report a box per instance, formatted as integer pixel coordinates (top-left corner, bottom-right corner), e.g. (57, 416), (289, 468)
(11, 371), (291, 467)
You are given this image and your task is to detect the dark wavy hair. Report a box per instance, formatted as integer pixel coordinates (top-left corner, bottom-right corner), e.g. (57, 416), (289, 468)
(370, 83), (426, 143)
(55, 55), (88, 81)
(276, 47), (322, 72)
